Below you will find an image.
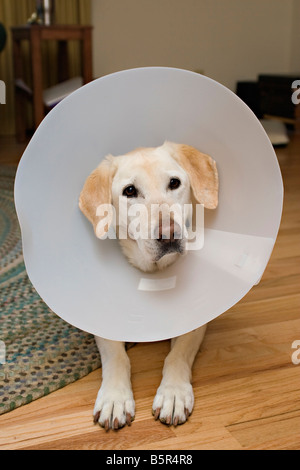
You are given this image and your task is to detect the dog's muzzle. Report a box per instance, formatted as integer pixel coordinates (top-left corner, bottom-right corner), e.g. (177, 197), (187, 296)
(155, 220), (185, 259)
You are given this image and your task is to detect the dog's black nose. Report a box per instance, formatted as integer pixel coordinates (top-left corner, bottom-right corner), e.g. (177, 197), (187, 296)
(156, 221), (182, 244)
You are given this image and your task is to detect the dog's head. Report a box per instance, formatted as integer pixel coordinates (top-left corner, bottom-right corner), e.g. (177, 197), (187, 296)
(79, 142), (218, 272)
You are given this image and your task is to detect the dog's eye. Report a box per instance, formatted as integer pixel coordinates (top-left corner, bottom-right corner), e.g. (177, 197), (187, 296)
(169, 178), (181, 190)
(122, 185), (138, 198)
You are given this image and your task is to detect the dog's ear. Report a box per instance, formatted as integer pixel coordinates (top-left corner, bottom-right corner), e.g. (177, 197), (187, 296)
(79, 156), (117, 238)
(168, 142), (218, 209)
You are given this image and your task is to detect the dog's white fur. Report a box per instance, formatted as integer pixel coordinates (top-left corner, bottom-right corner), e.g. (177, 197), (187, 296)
(79, 142), (218, 429)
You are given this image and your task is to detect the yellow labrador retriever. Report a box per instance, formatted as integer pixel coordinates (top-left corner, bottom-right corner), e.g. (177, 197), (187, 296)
(79, 142), (218, 430)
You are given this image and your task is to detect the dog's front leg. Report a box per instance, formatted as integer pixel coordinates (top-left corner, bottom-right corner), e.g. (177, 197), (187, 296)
(152, 325), (206, 426)
(93, 337), (135, 430)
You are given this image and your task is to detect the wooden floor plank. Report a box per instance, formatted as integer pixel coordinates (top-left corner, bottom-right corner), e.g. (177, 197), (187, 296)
(227, 410), (300, 450)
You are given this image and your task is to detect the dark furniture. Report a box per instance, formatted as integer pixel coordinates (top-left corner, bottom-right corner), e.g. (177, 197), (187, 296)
(236, 74), (300, 133)
(258, 74), (300, 126)
(11, 24), (93, 142)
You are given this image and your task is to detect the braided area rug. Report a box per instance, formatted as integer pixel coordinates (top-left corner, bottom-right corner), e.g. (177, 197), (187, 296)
(0, 165), (101, 415)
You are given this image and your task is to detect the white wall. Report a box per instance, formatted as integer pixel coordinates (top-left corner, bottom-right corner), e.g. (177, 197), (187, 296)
(91, 0), (298, 91)
(290, 0), (300, 73)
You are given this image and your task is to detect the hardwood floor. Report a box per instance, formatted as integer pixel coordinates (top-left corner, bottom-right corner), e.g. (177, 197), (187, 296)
(0, 135), (30, 166)
(0, 134), (299, 450)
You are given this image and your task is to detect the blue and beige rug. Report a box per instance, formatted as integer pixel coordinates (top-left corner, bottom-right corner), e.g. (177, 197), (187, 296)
(0, 165), (101, 415)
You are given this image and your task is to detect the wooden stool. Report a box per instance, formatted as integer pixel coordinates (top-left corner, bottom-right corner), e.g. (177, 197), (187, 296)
(11, 24), (93, 142)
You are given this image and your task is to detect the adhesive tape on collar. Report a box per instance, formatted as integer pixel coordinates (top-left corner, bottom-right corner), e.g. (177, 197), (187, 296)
(14, 67), (283, 342)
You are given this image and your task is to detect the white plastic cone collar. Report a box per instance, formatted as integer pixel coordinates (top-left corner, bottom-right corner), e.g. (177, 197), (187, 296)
(14, 67), (283, 342)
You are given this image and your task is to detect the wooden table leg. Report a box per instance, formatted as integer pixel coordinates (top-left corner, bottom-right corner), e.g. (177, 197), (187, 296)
(12, 38), (27, 142)
(81, 28), (93, 84)
(30, 27), (45, 129)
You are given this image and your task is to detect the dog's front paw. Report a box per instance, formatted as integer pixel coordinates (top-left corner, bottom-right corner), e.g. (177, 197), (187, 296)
(152, 380), (194, 426)
(93, 384), (135, 431)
